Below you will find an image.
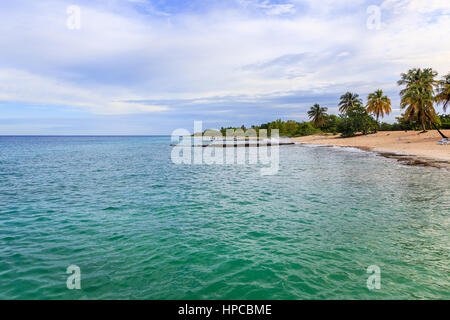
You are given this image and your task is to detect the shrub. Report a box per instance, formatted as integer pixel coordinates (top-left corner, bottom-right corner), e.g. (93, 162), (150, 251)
(338, 105), (377, 137)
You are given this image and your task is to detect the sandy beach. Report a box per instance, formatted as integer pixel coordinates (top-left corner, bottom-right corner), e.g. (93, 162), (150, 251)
(292, 130), (450, 168)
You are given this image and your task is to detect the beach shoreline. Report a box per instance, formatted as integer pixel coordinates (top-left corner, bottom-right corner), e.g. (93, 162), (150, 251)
(292, 130), (450, 169)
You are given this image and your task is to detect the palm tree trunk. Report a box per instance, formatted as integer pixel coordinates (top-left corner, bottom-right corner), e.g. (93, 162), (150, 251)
(421, 121), (427, 132)
(430, 121), (448, 139)
(425, 114), (448, 139)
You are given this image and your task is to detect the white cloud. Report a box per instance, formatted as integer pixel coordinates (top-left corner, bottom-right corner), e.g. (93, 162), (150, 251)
(237, 0), (296, 15)
(381, 0), (450, 14)
(0, 0), (449, 118)
(0, 69), (168, 114)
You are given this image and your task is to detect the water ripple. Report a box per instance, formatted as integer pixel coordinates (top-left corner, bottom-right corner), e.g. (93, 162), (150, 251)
(0, 136), (449, 299)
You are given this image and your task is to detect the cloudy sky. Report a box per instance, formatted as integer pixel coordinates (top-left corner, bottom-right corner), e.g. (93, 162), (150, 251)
(0, 0), (449, 134)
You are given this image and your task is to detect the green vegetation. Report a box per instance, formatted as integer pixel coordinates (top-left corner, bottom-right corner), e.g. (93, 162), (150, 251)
(398, 68), (438, 132)
(366, 89), (392, 131)
(307, 104), (328, 128)
(219, 120), (320, 137)
(337, 104), (377, 137)
(439, 114), (450, 129)
(436, 72), (449, 112)
(398, 68), (447, 138)
(338, 92), (363, 113)
(211, 68), (448, 138)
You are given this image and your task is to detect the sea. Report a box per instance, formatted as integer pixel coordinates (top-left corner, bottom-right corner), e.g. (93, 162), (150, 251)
(0, 136), (448, 299)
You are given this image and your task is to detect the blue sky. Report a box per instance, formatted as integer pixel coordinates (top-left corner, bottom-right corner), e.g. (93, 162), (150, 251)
(0, 0), (449, 134)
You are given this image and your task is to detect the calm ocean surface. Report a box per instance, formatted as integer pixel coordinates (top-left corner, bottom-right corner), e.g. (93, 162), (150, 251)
(0, 136), (448, 299)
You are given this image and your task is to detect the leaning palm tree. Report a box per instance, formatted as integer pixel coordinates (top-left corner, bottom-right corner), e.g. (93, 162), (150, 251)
(366, 90), (392, 131)
(400, 87), (436, 131)
(398, 68), (447, 139)
(307, 104), (328, 128)
(436, 72), (450, 113)
(339, 92), (363, 113)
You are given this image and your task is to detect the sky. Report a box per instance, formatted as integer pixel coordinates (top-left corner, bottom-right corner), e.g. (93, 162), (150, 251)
(0, 0), (449, 135)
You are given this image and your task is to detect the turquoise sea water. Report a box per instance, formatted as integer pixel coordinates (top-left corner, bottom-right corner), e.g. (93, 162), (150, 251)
(0, 136), (449, 299)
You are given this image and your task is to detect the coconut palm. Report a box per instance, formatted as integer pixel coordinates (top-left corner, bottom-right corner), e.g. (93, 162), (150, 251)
(366, 90), (392, 131)
(307, 104), (328, 128)
(398, 68), (447, 138)
(436, 72), (450, 113)
(339, 92), (363, 113)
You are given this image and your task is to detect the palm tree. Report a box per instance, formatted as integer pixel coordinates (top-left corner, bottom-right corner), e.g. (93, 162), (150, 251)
(339, 92), (363, 113)
(366, 89), (392, 131)
(397, 68), (447, 138)
(436, 72), (450, 113)
(307, 104), (328, 128)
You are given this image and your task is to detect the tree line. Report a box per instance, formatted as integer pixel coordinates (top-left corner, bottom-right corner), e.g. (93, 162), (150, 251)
(218, 68), (449, 139)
